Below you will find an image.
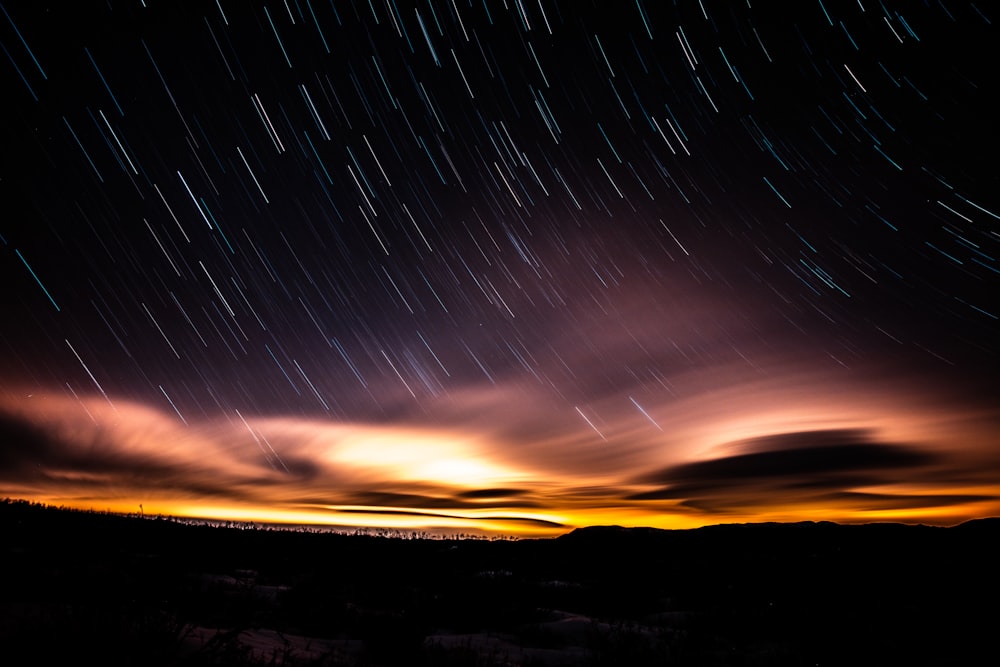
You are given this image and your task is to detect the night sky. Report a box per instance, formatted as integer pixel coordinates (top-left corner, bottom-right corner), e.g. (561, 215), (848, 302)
(2, 1), (998, 535)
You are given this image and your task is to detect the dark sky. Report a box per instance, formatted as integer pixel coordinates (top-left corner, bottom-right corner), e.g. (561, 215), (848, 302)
(1, 1), (998, 534)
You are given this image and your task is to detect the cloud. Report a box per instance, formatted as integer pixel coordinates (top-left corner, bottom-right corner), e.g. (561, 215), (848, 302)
(2, 386), (998, 533)
(0, 391), (558, 531)
(818, 491), (997, 511)
(331, 489), (542, 511)
(0, 406), (266, 503)
(0, 411), (60, 473)
(627, 429), (995, 516)
(675, 490), (1000, 515)
(334, 507), (565, 528)
(455, 488), (530, 499)
(647, 429), (935, 485)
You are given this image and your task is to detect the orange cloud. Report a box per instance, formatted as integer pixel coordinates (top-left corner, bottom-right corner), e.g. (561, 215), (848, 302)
(1, 374), (998, 536)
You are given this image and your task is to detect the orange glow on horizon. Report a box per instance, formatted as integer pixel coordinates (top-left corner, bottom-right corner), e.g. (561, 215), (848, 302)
(2, 385), (998, 536)
(25, 495), (999, 538)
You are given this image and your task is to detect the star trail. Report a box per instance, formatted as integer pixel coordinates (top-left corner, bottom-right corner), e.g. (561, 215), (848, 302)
(1, 1), (998, 535)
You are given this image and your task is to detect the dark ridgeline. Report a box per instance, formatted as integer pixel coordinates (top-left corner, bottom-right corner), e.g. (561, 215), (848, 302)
(1, 499), (997, 666)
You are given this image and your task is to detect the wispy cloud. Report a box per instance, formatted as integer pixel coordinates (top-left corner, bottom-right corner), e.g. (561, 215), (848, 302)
(2, 384), (998, 534)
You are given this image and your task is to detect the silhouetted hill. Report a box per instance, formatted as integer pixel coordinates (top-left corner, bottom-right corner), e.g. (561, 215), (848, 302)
(954, 516), (1000, 531)
(2, 499), (998, 666)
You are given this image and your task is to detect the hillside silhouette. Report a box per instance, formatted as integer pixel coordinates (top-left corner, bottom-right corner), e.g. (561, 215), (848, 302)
(1, 499), (996, 665)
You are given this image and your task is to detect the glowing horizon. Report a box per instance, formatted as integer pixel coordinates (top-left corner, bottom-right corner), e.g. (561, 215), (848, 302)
(3, 381), (997, 537)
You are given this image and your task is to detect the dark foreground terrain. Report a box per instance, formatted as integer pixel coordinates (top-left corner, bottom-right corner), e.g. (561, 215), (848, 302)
(1, 500), (997, 666)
